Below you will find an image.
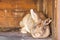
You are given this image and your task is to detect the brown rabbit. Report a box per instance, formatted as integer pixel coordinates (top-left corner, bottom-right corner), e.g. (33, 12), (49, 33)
(20, 9), (52, 38)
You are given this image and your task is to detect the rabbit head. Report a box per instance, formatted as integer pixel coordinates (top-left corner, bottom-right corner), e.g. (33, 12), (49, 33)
(30, 9), (52, 38)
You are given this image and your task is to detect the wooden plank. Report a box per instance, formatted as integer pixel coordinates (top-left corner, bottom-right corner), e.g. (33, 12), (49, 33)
(0, 0), (36, 9)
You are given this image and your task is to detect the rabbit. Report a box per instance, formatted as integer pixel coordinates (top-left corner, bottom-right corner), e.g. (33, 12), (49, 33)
(20, 9), (52, 38)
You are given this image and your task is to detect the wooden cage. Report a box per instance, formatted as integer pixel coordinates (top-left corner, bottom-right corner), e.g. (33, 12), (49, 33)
(0, 0), (57, 40)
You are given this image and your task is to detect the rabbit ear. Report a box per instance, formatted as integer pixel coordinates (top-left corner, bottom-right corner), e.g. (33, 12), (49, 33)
(43, 18), (52, 25)
(30, 9), (39, 23)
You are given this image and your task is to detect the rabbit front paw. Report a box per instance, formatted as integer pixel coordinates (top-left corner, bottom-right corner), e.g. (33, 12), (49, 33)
(21, 27), (27, 33)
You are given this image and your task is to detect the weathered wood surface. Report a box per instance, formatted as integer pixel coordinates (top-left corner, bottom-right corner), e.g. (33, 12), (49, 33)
(0, 0), (36, 9)
(0, 0), (55, 40)
(0, 32), (52, 40)
(0, 0), (53, 27)
(0, 0), (37, 28)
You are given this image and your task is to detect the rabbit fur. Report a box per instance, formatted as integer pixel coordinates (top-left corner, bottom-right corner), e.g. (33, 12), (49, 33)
(20, 9), (52, 38)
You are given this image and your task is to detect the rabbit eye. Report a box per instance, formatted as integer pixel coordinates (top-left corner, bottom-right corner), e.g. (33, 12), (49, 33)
(46, 21), (48, 23)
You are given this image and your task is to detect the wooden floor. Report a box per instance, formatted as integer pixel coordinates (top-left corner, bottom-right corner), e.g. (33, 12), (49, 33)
(0, 32), (52, 40)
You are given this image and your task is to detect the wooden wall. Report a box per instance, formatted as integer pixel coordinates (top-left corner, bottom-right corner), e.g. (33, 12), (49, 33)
(0, 0), (37, 28)
(0, 0), (53, 28)
(0, 0), (36, 9)
(43, 0), (53, 18)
